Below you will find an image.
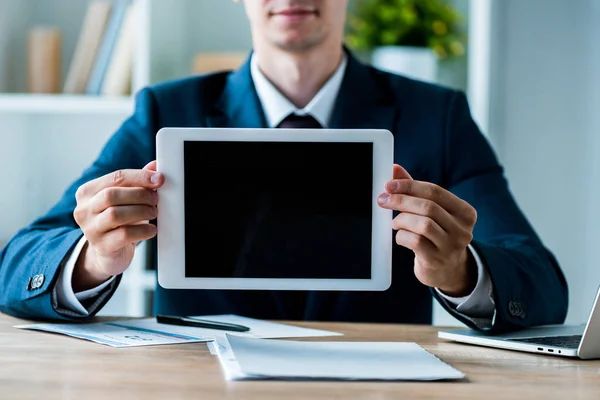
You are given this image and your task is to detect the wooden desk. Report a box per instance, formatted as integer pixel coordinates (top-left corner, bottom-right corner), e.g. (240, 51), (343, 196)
(1, 314), (599, 399)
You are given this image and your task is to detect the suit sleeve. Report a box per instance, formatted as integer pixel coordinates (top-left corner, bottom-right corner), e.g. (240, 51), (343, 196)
(431, 91), (569, 332)
(0, 88), (159, 321)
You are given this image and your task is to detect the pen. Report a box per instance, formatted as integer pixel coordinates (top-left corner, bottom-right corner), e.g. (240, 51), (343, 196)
(156, 315), (251, 332)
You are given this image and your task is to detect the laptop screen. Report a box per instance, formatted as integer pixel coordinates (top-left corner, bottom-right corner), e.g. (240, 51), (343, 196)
(183, 140), (374, 280)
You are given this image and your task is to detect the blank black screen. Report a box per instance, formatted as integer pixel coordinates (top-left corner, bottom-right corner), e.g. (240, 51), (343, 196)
(183, 141), (373, 279)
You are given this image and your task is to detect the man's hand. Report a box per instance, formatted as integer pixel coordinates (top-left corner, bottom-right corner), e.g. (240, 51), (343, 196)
(72, 161), (164, 292)
(377, 165), (478, 297)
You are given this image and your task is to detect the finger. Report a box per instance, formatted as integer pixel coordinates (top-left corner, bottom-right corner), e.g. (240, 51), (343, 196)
(78, 169), (164, 200)
(96, 205), (158, 233)
(393, 164), (413, 180)
(378, 194), (458, 233)
(392, 213), (448, 251)
(143, 160), (157, 172)
(395, 229), (437, 255)
(91, 187), (158, 214)
(384, 179), (472, 219)
(94, 224), (158, 254)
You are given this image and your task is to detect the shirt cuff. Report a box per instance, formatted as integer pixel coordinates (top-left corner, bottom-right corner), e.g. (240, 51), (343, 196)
(54, 236), (115, 316)
(435, 244), (495, 318)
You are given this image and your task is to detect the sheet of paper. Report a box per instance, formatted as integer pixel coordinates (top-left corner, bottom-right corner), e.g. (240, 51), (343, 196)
(214, 335), (250, 380)
(15, 321), (210, 348)
(16, 315), (341, 349)
(207, 341), (218, 355)
(183, 314), (344, 339)
(114, 315), (342, 344)
(222, 334), (465, 381)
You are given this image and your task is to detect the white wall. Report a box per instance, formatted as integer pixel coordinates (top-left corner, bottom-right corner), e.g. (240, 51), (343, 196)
(0, 0), (29, 92)
(0, 114), (127, 243)
(582, 0), (600, 321)
(489, 0), (600, 324)
(0, 117), (30, 241)
(149, 0), (252, 84)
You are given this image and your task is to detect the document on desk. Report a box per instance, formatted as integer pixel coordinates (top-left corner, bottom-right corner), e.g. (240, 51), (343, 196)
(15, 314), (342, 348)
(14, 320), (211, 348)
(215, 334), (465, 381)
(181, 314), (343, 339)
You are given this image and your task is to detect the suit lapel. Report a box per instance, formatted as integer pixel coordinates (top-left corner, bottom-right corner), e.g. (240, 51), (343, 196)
(206, 55), (268, 129)
(329, 52), (400, 132)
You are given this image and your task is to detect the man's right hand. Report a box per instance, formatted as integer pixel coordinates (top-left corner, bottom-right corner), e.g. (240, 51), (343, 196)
(72, 161), (164, 292)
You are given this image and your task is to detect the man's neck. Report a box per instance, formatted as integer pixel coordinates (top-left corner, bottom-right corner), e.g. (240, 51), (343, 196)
(253, 43), (344, 109)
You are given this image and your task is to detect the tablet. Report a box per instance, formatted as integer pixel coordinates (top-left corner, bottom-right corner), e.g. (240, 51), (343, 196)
(156, 127), (393, 291)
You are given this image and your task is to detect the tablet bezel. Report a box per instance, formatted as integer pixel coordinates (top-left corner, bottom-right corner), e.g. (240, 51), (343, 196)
(156, 127), (393, 291)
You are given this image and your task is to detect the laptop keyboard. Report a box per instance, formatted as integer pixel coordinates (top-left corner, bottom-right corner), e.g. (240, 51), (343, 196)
(508, 335), (582, 349)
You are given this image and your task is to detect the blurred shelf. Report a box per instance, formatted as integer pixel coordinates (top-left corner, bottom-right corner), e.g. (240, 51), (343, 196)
(0, 94), (134, 114)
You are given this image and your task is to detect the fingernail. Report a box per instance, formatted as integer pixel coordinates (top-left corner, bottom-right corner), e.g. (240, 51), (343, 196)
(388, 181), (399, 192)
(151, 173), (161, 184)
(378, 193), (390, 204)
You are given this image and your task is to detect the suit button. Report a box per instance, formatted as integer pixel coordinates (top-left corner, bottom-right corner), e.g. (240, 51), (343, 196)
(30, 274), (45, 289)
(508, 301), (526, 319)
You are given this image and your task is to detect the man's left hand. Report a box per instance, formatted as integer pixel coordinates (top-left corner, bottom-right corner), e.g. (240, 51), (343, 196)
(377, 164), (478, 297)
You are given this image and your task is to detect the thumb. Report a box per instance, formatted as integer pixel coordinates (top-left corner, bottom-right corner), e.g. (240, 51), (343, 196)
(143, 160), (158, 172)
(393, 164), (413, 180)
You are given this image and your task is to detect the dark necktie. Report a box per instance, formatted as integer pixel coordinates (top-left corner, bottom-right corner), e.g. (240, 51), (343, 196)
(277, 113), (323, 129)
(270, 113), (322, 320)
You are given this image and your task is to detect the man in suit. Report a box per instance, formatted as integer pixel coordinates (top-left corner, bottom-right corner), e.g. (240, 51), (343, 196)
(0, 0), (567, 332)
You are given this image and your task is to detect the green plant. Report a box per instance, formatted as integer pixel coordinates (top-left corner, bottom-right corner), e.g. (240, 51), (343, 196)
(346, 0), (466, 59)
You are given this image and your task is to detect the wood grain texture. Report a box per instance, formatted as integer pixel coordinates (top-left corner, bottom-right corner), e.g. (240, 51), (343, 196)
(1, 314), (599, 400)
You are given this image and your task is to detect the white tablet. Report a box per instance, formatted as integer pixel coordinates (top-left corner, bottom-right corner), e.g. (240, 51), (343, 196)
(156, 127), (393, 291)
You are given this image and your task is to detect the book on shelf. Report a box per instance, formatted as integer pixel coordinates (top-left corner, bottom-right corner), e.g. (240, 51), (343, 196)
(86, 0), (132, 95)
(100, 1), (136, 97)
(27, 27), (62, 94)
(63, 0), (112, 94)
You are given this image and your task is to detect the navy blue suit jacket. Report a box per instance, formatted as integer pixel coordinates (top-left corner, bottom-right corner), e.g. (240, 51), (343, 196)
(0, 52), (568, 332)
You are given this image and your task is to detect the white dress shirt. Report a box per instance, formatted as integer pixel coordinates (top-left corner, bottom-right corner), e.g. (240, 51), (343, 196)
(55, 54), (495, 326)
(55, 237), (116, 316)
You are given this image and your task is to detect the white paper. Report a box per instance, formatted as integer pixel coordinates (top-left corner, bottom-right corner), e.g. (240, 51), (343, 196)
(222, 334), (465, 381)
(15, 314), (342, 349)
(15, 321), (210, 348)
(182, 314), (343, 339)
(214, 335), (250, 380)
(207, 341), (218, 355)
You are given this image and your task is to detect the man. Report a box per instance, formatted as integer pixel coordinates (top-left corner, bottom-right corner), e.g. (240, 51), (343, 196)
(0, 0), (567, 332)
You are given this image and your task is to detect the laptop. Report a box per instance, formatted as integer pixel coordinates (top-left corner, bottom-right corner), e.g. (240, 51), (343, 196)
(438, 286), (600, 359)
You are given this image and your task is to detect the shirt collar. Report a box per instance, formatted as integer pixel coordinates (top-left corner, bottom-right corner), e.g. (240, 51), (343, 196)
(250, 54), (348, 128)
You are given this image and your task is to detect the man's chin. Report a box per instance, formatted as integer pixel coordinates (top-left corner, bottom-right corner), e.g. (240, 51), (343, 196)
(271, 36), (322, 52)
